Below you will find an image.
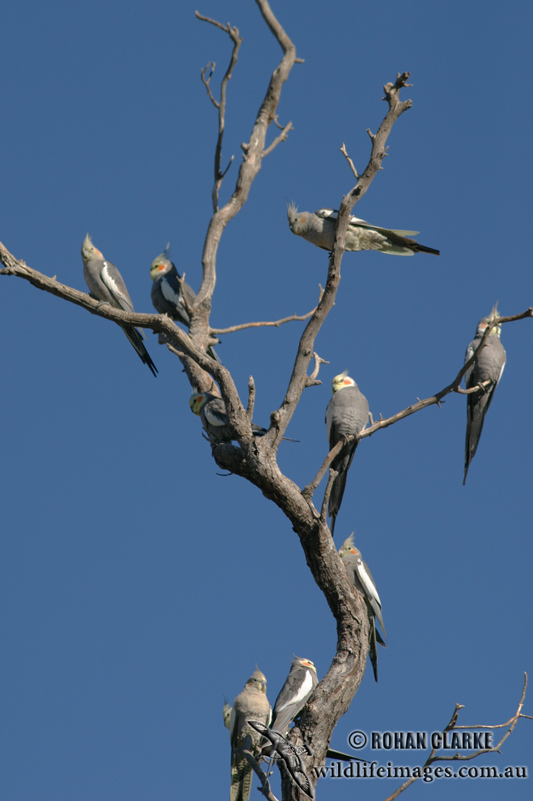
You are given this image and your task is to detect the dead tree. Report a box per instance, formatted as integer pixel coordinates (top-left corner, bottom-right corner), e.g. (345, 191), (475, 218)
(0, 2), (530, 800)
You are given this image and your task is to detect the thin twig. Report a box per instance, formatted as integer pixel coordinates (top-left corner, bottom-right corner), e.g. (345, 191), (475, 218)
(191, 0), (298, 416)
(246, 376), (256, 424)
(302, 441), (343, 502)
(383, 674), (530, 801)
(320, 469), (337, 522)
(271, 72), (415, 452)
(263, 121), (293, 157)
(340, 143), (358, 178)
(212, 308), (316, 334)
(307, 352), (328, 382)
(200, 62), (219, 108)
(299, 307), (533, 502)
(360, 308), (533, 440)
(196, 12), (242, 211)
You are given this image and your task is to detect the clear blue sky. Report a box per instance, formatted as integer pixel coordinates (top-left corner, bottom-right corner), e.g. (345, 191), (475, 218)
(1, 2), (531, 800)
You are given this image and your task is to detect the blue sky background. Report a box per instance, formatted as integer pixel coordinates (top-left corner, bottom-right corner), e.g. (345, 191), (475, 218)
(1, 2), (532, 800)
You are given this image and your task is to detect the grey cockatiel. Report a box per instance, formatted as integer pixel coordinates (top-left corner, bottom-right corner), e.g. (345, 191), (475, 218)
(287, 205), (440, 256)
(190, 391), (297, 444)
(463, 302), (507, 484)
(270, 657), (318, 739)
(229, 669), (271, 801)
(325, 371), (369, 535)
(339, 534), (386, 682)
(81, 234), (157, 376)
(149, 245), (220, 361)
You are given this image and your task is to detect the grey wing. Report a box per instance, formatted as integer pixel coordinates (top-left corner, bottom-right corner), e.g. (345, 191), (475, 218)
(100, 260), (135, 312)
(464, 383), (497, 478)
(203, 398), (228, 428)
(356, 559), (386, 640)
(464, 339), (477, 387)
(151, 277), (174, 317)
(160, 271), (192, 327)
(328, 440), (357, 534)
(271, 668), (315, 735)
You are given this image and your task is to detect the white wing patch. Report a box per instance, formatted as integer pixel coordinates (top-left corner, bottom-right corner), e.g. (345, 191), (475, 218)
(465, 343), (476, 364)
(356, 557), (382, 608)
(101, 262), (134, 312)
(316, 208), (370, 226)
(275, 671), (315, 713)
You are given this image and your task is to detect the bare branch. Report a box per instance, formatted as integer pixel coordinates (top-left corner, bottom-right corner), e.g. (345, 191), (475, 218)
(340, 143), (358, 178)
(456, 379), (493, 396)
(196, 11), (243, 211)
(269, 73), (415, 452)
(320, 469), (337, 523)
(194, 11), (229, 33)
(302, 441), (343, 502)
(299, 306), (533, 513)
(246, 376), (256, 424)
(199, 62), (219, 108)
(212, 308), (317, 335)
(383, 673), (530, 801)
(263, 121), (294, 157)
(0, 243), (222, 395)
(307, 352), (328, 382)
(359, 307), (533, 441)
(191, 0), (298, 409)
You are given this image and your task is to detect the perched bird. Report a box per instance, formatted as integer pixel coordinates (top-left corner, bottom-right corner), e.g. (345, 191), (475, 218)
(325, 371), (369, 535)
(269, 657), (318, 740)
(229, 669), (271, 801)
(287, 204), (439, 256)
(81, 234), (157, 376)
(149, 245), (220, 361)
(463, 302), (507, 484)
(339, 534), (386, 682)
(190, 391), (297, 444)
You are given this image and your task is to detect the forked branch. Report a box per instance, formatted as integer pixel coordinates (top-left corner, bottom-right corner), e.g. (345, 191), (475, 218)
(270, 73), (416, 451)
(383, 673), (530, 801)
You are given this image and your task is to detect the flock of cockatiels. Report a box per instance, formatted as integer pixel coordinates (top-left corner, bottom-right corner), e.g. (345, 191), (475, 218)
(79, 212), (506, 801)
(224, 659), (319, 801)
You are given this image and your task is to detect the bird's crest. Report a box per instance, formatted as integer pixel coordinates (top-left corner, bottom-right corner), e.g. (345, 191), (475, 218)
(488, 301), (500, 320)
(292, 655), (316, 670)
(343, 532), (356, 550)
(81, 232), (103, 260)
(331, 370), (354, 393)
(478, 301), (502, 337)
(286, 201), (301, 228)
(150, 244), (173, 277)
(287, 201), (298, 216)
(487, 301), (502, 335)
(339, 533), (360, 557)
(248, 669), (267, 692)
